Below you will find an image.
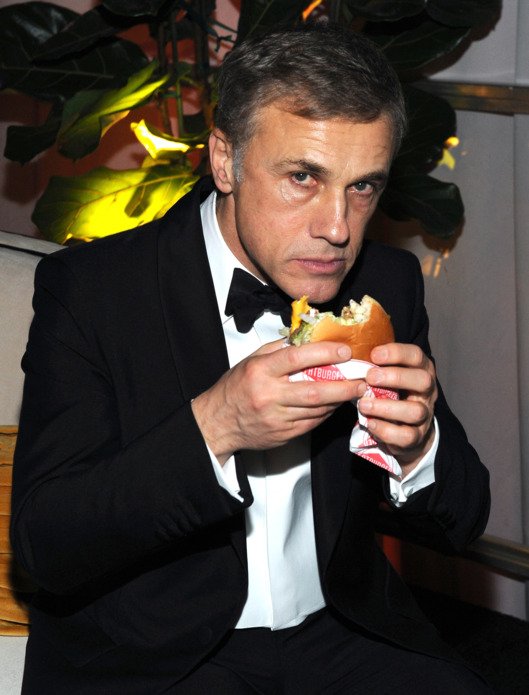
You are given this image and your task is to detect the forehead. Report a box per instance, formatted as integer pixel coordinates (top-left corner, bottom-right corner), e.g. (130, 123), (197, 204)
(245, 103), (395, 174)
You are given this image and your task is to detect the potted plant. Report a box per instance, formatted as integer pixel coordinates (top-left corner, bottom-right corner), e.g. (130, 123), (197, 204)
(0, 0), (501, 243)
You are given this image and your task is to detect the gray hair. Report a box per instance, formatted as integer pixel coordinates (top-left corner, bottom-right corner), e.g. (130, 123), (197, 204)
(215, 22), (407, 174)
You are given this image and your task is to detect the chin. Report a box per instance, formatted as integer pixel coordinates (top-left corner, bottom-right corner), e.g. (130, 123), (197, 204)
(301, 281), (343, 304)
(274, 271), (344, 303)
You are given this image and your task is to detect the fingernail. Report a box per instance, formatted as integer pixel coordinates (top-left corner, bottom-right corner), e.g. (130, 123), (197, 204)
(369, 369), (384, 385)
(360, 398), (373, 412)
(337, 345), (351, 359)
(372, 347), (388, 361)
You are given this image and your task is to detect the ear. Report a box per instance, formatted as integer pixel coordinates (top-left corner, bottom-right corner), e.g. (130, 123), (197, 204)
(209, 128), (236, 194)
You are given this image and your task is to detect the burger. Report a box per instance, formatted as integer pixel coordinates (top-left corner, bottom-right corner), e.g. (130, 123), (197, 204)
(285, 295), (394, 362)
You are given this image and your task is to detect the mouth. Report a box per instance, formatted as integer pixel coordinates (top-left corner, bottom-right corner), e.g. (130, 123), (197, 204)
(295, 258), (347, 275)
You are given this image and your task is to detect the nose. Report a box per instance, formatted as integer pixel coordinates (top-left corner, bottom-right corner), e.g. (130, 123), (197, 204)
(309, 190), (350, 245)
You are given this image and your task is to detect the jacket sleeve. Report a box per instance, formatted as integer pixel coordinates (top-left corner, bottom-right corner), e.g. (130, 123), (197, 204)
(10, 254), (250, 595)
(381, 253), (490, 553)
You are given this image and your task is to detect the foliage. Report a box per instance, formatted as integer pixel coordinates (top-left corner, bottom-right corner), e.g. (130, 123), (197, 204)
(0, 0), (501, 243)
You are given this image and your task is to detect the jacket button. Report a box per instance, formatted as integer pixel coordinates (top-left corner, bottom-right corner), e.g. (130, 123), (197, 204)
(198, 626), (213, 645)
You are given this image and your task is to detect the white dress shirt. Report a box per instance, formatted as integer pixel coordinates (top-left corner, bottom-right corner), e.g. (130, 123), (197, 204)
(199, 191), (437, 630)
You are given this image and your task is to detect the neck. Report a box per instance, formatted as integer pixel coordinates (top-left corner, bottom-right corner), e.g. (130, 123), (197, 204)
(215, 192), (265, 281)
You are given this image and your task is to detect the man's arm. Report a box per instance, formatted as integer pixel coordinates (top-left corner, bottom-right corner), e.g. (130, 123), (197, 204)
(358, 342), (438, 477)
(352, 253), (490, 552)
(10, 256), (250, 595)
(191, 339), (362, 465)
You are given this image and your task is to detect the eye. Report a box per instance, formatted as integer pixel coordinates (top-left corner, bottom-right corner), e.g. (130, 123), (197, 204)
(291, 172), (315, 187)
(352, 181), (375, 195)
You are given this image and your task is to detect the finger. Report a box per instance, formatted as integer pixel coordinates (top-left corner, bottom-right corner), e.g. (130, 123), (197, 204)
(266, 341), (353, 378)
(362, 417), (431, 453)
(366, 366), (436, 396)
(282, 378), (363, 408)
(357, 396), (430, 426)
(370, 343), (430, 369)
(254, 338), (289, 355)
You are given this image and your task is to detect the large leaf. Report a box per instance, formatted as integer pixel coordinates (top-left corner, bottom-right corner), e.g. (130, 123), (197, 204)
(35, 2), (218, 62)
(56, 62), (168, 159)
(33, 166), (199, 243)
(33, 6), (139, 61)
(367, 19), (469, 72)
(395, 85), (456, 172)
(4, 102), (63, 164)
(236, 0), (308, 43)
(0, 2), (147, 100)
(345, 0), (501, 27)
(426, 0), (502, 29)
(343, 0), (425, 22)
(102, 0), (218, 36)
(5, 62), (167, 162)
(131, 119), (208, 159)
(101, 0), (169, 18)
(381, 173), (463, 237)
(175, 0), (219, 38)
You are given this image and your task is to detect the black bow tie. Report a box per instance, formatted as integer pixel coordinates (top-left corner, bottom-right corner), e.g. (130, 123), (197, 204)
(225, 268), (292, 333)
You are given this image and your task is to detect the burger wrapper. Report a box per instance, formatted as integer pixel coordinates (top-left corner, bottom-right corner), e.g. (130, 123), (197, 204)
(289, 359), (402, 478)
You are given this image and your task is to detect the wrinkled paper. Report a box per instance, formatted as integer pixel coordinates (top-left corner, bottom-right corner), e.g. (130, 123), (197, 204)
(289, 359), (402, 477)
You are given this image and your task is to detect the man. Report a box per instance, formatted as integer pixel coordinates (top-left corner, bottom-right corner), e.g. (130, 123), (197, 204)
(11, 23), (490, 693)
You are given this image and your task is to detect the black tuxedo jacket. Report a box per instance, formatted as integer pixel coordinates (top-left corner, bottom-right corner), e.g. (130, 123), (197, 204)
(11, 177), (490, 693)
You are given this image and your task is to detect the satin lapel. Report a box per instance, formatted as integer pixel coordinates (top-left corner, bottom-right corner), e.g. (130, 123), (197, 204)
(157, 178), (229, 400)
(311, 403), (357, 574)
(156, 179), (247, 564)
(311, 245), (391, 576)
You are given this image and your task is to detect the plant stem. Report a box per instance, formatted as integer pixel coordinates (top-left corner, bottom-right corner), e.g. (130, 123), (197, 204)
(170, 9), (186, 137)
(193, 0), (211, 126)
(156, 19), (173, 135)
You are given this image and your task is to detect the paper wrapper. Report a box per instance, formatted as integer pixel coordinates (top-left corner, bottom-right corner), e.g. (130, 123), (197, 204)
(289, 359), (402, 477)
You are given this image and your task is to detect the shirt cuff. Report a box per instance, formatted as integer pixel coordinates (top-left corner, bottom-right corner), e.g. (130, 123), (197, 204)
(388, 418), (439, 507)
(205, 443), (244, 502)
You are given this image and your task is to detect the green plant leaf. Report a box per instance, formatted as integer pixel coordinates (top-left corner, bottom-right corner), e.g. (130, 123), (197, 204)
(33, 165), (199, 243)
(367, 19), (469, 72)
(56, 62), (168, 160)
(381, 173), (463, 237)
(101, 0), (169, 17)
(33, 7), (139, 61)
(182, 111), (210, 139)
(395, 85), (456, 172)
(130, 119), (208, 160)
(236, 0), (307, 43)
(4, 102), (63, 164)
(344, 0), (425, 22)
(174, 0), (219, 38)
(0, 1), (148, 100)
(426, 0), (502, 28)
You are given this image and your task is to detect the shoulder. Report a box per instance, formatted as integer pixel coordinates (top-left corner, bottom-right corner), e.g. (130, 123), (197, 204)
(344, 240), (422, 300)
(357, 239), (421, 275)
(338, 240), (425, 344)
(36, 175), (214, 284)
(40, 219), (159, 277)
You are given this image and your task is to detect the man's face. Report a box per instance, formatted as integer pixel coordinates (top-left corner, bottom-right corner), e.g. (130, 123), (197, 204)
(212, 103), (394, 303)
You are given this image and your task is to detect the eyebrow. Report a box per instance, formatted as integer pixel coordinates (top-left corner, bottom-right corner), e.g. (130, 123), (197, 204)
(275, 158), (329, 177)
(275, 158), (389, 185)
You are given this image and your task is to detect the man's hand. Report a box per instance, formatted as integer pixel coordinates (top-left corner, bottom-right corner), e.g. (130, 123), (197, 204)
(358, 343), (438, 477)
(191, 340), (362, 465)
